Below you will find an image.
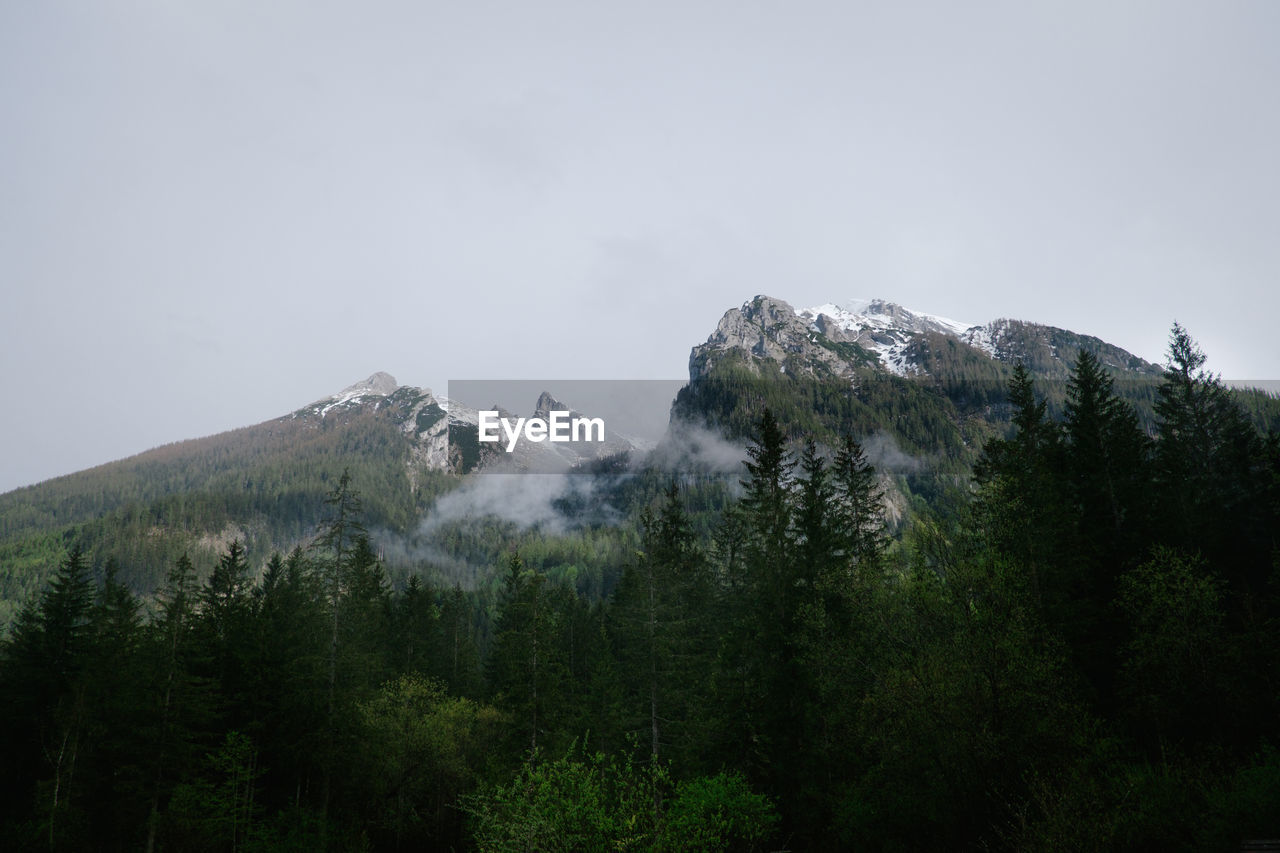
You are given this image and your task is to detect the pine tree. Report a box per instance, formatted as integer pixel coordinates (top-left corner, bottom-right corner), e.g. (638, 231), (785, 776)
(342, 533), (392, 695)
(243, 548), (326, 817)
(1062, 350), (1148, 547)
(310, 468), (366, 817)
(396, 574), (437, 676)
(200, 540), (252, 644)
(795, 439), (838, 596)
(1153, 323), (1269, 596)
(24, 546), (95, 849)
(143, 553), (215, 853)
(487, 554), (564, 754)
(832, 433), (887, 571)
(80, 558), (148, 848)
(611, 484), (713, 773)
(715, 409), (801, 804)
(974, 363), (1074, 616)
(436, 584), (483, 698)
(1061, 350), (1150, 703)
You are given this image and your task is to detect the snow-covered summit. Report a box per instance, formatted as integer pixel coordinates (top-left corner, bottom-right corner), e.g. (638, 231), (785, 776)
(801, 299), (975, 338)
(796, 299), (983, 376)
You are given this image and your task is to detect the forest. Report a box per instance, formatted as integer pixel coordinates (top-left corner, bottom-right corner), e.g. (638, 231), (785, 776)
(2, 323), (1279, 851)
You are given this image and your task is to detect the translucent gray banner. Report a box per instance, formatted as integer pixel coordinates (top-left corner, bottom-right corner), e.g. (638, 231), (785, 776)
(445, 379), (687, 475)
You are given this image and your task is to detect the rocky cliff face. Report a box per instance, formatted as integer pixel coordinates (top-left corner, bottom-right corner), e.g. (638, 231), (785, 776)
(690, 295), (871, 382)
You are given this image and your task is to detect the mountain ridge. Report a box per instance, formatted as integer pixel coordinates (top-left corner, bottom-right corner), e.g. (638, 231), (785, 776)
(3, 294), (1276, 623)
(694, 295), (1162, 383)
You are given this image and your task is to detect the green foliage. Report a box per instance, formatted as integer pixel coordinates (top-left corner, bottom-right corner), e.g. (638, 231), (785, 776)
(464, 746), (777, 852)
(165, 730), (263, 852)
(355, 674), (504, 848)
(464, 746), (659, 852)
(663, 771), (779, 852)
(1116, 547), (1232, 751)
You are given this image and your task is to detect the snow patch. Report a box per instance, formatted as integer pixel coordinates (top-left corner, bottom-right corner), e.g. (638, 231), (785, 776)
(795, 298), (982, 376)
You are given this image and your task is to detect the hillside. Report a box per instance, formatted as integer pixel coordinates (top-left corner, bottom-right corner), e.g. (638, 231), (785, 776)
(0, 374), (456, 622)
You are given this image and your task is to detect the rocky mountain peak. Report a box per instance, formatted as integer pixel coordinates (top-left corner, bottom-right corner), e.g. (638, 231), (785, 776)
(534, 391), (569, 417)
(691, 295), (851, 381)
(691, 295), (1160, 383)
(338, 372), (399, 398)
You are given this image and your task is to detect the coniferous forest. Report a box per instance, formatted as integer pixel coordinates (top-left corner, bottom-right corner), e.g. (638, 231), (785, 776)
(3, 325), (1280, 851)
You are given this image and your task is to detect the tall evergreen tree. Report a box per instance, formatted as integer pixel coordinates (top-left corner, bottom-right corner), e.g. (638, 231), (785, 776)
(79, 558), (148, 849)
(198, 540), (256, 731)
(1060, 350), (1150, 704)
(310, 468), (367, 817)
(142, 552), (216, 853)
(436, 584), (483, 698)
(974, 363), (1075, 619)
(832, 433), (888, 570)
(0, 545), (97, 849)
(242, 548), (327, 817)
(1062, 349), (1148, 550)
(1153, 323), (1270, 597)
(611, 484), (713, 774)
(487, 554), (565, 754)
(795, 439), (838, 595)
(715, 409), (804, 816)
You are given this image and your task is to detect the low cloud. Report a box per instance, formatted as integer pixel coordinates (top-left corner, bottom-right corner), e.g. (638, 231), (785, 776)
(420, 474), (581, 537)
(860, 431), (924, 474)
(648, 418), (749, 474)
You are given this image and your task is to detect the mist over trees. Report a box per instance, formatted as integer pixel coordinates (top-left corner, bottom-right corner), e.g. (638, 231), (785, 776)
(1, 325), (1279, 850)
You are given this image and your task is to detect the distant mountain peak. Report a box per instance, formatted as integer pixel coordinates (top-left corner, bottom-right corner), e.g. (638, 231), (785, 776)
(294, 372), (404, 421)
(534, 391), (569, 415)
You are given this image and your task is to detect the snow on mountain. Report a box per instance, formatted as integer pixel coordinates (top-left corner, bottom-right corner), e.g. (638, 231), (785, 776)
(796, 299), (981, 376)
(692, 295), (1160, 383)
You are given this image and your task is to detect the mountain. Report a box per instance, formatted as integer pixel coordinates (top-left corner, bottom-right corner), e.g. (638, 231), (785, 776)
(0, 374), (643, 621)
(0, 373), (458, 621)
(673, 294), (1280, 523)
(678, 295), (1173, 448)
(691, 295), (1162, 383)
(3, 297), (1278, 626)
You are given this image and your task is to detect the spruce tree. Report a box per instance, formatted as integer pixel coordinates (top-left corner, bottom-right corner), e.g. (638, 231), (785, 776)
(310, 469), (366, 817)
(0, 545), (95, 848)
(832, 433), (887, 571)
(1061, 350), (1150, 703)
(1153, 323), (1269, 595)
(143, 553), (215, 853)
(716, 409), (802, 812)
(487, 554), (565, 754)
(974, 363), (1074, 617)
(611, 484), (713, 773)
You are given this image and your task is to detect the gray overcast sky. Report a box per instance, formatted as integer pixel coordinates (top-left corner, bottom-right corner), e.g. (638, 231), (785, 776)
(2, 1), (1278, 493)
